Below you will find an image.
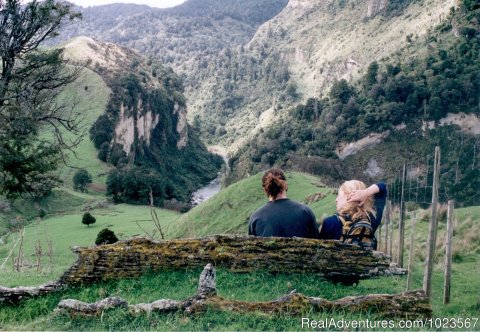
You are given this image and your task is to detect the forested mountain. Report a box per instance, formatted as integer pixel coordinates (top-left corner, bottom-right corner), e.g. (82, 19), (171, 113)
(63, 37), (222, 206)
(54, 0), (289, 91)
(55, 0), (459, 147)
(228, 0), (480, 206)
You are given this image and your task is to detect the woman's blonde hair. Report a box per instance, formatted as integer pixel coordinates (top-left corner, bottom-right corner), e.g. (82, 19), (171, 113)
(338, 180), (376, 221)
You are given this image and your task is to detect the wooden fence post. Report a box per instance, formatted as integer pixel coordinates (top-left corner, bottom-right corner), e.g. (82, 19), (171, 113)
(398, 161), (407, 267)
(423, 146), (441, 301)
(406, 212), (417, 291)
(389, 203), (394, 258)
(383, 201), (389, 254)
(443, 200), (454, 305)
(378, 222), (382, 252)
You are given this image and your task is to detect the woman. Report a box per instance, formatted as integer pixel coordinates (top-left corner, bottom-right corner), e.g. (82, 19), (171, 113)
(319, 180), (387, 243)
(248, 168), (320, 238)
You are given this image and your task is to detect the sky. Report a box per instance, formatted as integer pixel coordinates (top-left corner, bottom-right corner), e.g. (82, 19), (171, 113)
(68, 0), (186, 8)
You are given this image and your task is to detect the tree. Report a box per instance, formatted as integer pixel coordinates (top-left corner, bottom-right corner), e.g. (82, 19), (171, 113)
(95, 228), (118, 245)
(365, 61), (379, 88)
(73, 169), (92, 192)
(0, 0), (82, 198)
(329, 79), (354, 104)
(82, 212), (96, 227)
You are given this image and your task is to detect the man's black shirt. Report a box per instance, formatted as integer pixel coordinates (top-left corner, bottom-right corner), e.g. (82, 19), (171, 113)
(248, 198), (320, 238)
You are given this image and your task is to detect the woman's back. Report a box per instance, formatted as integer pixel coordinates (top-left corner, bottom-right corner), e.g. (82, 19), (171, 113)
(248, 198), (319, 238)
(247, 168), (320, 239)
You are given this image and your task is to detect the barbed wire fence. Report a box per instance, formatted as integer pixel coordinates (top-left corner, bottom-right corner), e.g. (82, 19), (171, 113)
(378, 139), (479, 303)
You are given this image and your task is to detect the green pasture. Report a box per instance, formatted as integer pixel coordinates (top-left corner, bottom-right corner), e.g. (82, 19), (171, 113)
(0, 201), (179, 287)
(0, 259), (478, 331)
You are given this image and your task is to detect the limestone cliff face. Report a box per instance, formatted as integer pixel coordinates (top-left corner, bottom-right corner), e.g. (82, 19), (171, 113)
(174, 103), (188, 149)
(114, 101), (162, 155)
(114, 100), (188, 156)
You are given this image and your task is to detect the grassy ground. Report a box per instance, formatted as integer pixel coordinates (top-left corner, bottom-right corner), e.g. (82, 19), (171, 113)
(0, 260), (478, 331)
(0, 201), (179, 287)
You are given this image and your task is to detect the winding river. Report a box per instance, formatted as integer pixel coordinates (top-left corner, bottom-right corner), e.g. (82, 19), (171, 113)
(191, 147), (229, 206)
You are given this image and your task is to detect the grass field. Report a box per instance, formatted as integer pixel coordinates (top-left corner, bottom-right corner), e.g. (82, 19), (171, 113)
(0, 199), (180, 287)
(0, 260), (478, 330)
(0, 172), (478, 330)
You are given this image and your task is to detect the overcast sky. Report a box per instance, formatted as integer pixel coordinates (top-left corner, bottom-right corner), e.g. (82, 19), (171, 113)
(68, 0), (186, 8)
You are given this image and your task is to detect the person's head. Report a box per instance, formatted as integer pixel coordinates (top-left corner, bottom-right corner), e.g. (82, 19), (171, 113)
(336, 180), (376, 220)
(262, 168), (288, 201)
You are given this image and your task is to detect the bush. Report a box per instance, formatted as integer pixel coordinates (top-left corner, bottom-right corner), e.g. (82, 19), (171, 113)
(82, 212), (96, 227)
(38, 209), (47, 219)
(95, 228), (118, 245)
(73, 169), (92, 192)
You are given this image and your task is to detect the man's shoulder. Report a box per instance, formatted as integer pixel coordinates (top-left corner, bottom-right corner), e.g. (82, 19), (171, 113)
(283, 199), (316, 218)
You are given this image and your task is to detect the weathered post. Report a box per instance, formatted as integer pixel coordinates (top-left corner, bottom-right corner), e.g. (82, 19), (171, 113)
(398, 161), (407, 267)
(406, 212), (417, 291)
(383, 201), (389, 254)
(388, 203), (394, 258)
(423, 146), (441, 300)
(378, 222), (382, 252)
(443, 200), (454, 305)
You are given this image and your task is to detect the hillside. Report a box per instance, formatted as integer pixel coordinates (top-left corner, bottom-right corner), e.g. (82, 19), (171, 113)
(227, 0), (480, 206)
(62, 36), (222, 205)
(51, 0), (473, 156)
(188, 0), (460, 149)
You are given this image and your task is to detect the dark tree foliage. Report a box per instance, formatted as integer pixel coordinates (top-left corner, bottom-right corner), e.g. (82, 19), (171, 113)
(89, 114), (115, 150)
(95, 228), (118, 245)
(73, 169), (92, 192)
(81, 212), (96, 227)
(329, 79), (355, 104)
(0, 0), (81, 198)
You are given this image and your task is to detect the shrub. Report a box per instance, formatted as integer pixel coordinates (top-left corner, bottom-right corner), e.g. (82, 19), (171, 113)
(95, 228), (118, 245)
(73, 169), (92, 192)
(38, 209), (47, 219)
(82, 212), (96, 227)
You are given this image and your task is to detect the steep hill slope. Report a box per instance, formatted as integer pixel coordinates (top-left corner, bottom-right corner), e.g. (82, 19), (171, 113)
(54, 0), (288, 94)
(52, 0), (462, 153)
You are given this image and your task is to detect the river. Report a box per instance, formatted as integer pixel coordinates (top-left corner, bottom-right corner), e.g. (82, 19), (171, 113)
(190, 146), (229, 206)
